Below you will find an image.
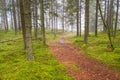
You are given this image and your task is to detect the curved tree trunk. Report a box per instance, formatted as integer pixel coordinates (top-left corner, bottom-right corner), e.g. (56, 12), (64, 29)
(98, 0), (114, 51)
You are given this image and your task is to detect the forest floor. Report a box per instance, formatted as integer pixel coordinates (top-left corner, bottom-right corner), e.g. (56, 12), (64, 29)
(49, 35), (120, 80)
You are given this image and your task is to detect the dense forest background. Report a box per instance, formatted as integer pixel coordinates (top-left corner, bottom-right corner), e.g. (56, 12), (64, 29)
(0, 0), (120, 59)
(0, 0), (120, 80)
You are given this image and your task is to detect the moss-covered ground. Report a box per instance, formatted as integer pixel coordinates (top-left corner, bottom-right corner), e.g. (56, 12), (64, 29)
(67, 31), (120, 72)
(0, 30), (73, 80)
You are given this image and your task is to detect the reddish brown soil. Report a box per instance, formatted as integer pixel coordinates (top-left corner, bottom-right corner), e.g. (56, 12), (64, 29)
(49, 36), (120, 80)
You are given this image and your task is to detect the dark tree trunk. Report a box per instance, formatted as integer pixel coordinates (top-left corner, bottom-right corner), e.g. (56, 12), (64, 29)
(19, 0), (26, 49)
(40, 0), (46, 45)
(79, 0), (82, 36)
(12, 0), (18, 35)
(16, 0), (21, 31)
(95, 0), (98, 37)
(34, 0), (38, 39)
(98, 0), (114, 51)
(2, 0), (9, 32)
(109, 0), (114, 36)
(103, 0), (107, 32)
(77, 0), (80, 36)
(19, 0), (34, 60)
(62, 0), (65, 32)
(84, 0), (89, 43)
(114, 0), (119, 37)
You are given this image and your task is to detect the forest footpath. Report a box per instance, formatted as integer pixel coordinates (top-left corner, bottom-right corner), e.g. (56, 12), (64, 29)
(49, 35), (120, 80)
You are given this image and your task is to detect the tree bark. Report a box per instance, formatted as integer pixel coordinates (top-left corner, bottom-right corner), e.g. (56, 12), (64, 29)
(103, 0), (107, 32)
(62, 0), (65, 32)
(79, 0), (82, 36)
(2, 0), (9, 32)
(84, 0), (89, 43)
(40, 0), (46, 45)
(20, 0), (34, 60)
(19, 0), (26, 49)
(34, 0), (38, 39)
(98, 0), (114, 51)
(77, 0), (80, 36)
(95, 0), (98, 37)
(114, 0), (119, 37)
(16, 0), (21, 31)
(109, 0), (114, 36)
(12, 0), (18, 35)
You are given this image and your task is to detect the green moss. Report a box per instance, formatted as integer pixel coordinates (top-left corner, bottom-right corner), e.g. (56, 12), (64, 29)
(0, 30), (73, 80)
(70, 31), (120, 72)
(0, 30), (22, 41)
(114, 48), (120, 54)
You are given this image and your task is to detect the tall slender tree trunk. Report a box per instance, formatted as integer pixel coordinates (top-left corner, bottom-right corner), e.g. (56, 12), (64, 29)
(49, 8), (51, 30)
(16, 0), (21, 31)
(107, 0), (110, 27)
(4, 0), (8, 31)
(55, 7), (58, 32)
(12, 0), (18, 35)
(114, 0), (119, 37)
(62, 0), (65, 32)
(109, 0), (114, 36)
(55, 1), (58, 32)
(10, 0), (14, 29)
(79, 0), (82, 36)
(2, 0), (8, 32)
(19, 0), (26, 49)
(34, 0), (38, 39)
(103, 0), (107, 32)
(84, 0), (89, 43)
(53, 15), (56, 39)
(4, 6), (8, 32)
(77, 0), (80, 36)
(10, 9), (14, 29)
(40, 0), (46, 45)
(51, 0), (54, 32)
(106, 0), (114, 36)
(95, 0), (98, 37)
(5, 11), (8, 32)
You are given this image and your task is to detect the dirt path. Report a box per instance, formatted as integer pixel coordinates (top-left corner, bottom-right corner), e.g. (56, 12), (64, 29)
(48, 36), (120, 80)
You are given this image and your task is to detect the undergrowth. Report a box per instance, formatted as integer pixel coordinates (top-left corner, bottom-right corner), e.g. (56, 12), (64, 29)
(0, 30), (22, 41)
(69, 31), (120, 72)
(0, 30), (72, 80)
